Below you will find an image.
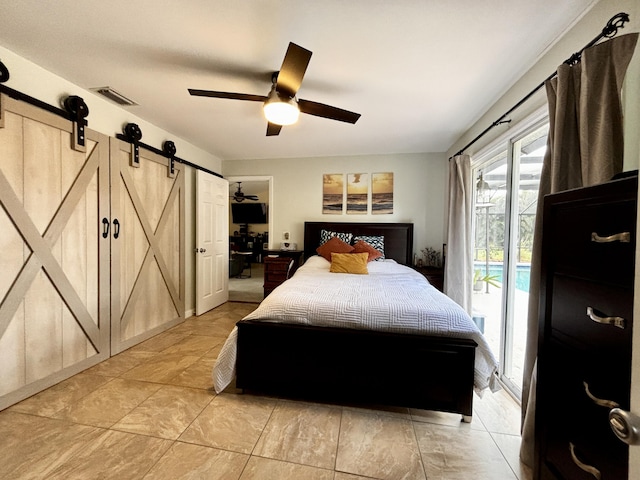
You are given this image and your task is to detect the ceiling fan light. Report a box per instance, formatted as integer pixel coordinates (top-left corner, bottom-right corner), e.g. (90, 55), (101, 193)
(263, 93), (299, 126)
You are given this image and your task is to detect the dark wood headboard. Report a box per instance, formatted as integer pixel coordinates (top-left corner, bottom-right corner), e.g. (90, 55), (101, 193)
(304, 222), (414, 265)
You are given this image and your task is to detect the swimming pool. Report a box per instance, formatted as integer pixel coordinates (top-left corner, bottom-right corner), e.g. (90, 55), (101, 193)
(474, 263), (531, 292)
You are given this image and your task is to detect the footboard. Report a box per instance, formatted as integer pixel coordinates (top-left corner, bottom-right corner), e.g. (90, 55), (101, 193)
(236, 320), (477, 417)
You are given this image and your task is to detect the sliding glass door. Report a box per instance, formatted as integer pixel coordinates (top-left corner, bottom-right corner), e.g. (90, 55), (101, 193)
(472, 122), (547, 398)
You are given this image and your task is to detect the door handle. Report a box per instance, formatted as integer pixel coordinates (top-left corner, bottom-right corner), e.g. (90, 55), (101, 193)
(194, 248), (206, 253)
(113, 219), (120, 239)
(609, 408), (640, 445)
(102, 218), (110, 238)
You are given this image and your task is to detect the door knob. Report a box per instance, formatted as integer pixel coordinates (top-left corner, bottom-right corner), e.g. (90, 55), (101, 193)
(194, 248), (206, 253)
(609, 408), (640, 445)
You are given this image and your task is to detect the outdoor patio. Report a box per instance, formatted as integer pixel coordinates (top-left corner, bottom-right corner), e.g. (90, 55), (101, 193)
(472, 282), (529, 398)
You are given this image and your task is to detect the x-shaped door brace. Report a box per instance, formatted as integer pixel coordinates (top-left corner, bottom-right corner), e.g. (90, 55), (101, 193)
(117, 163), (183, 332)
(0, 144), (103, 351)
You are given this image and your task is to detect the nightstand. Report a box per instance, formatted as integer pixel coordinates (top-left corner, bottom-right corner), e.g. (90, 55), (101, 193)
(263, 256), (295, 297)
(414, 266), (444, 292)
(262, 250), (304, 276)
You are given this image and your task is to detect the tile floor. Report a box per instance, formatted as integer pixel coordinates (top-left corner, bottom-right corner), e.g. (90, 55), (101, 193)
(0, 302), (532, 480)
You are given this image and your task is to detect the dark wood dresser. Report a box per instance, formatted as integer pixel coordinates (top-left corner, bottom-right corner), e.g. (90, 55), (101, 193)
(535, 174), (637, 480)
(263, 256), (295, 297)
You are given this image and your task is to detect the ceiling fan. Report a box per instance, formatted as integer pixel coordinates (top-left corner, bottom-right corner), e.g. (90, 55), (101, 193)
(188, 42), (361, 136)
(231, 182), (259, 202)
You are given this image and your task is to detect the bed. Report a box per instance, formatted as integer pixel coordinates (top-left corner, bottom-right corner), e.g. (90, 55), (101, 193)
(213, 222), (498, 421)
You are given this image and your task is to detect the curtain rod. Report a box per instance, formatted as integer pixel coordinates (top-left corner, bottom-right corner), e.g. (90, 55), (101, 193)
(451, 12), (630, 159)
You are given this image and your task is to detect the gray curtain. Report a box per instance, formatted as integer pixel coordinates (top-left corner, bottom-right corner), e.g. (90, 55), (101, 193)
(445, 154), (473, 313)
(520, 32), (638, 467)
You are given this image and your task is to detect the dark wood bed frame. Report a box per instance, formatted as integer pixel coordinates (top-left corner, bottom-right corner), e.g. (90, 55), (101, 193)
(235, 222), (477, 420)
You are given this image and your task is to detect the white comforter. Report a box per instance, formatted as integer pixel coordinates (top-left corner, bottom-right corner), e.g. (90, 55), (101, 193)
(213, 256), (499, 394)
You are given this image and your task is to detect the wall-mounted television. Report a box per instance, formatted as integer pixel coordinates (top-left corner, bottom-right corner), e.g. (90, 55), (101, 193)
(231, 202), (268, 224)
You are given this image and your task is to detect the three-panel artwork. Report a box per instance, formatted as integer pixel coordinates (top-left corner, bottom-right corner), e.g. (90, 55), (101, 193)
(322, 173), (393, 215)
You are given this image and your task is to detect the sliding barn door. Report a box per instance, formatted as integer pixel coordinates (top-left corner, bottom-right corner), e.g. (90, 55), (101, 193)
(109, 138), (185, 354)
(0, 94), (110, 409)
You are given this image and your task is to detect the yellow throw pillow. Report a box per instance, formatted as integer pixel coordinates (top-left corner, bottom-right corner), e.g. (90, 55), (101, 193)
(329, 252), (369, 274)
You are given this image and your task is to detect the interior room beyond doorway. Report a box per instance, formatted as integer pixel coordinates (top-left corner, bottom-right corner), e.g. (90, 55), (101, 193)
(227, 176), (273, 303)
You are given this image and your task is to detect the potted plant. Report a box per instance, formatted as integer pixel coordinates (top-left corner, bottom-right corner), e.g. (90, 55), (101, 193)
(473, 269), (501, 292)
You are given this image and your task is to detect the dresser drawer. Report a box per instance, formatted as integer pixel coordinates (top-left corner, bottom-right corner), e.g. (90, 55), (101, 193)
(266, 262), (291, 273)
(542, 432), (627, 480)
(548, 197), (635, 286)
(265, 271), (288, 283)
(545, 338), (630, 424)
(548, 275), (632, 349)
(540, 339), (629, 480)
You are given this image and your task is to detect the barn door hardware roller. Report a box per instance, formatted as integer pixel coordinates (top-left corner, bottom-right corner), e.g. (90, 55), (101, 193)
(0, 59), (9, 83)
(63, 95), (89, 152)
(163, 140), (177, 178)
(123, 123), (143, 167)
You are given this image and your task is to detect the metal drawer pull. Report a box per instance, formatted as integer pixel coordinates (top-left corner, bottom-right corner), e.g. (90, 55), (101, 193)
(586, 306), (625, 329)
(569, 443), (601, 480)
(591, 231), (630, 243)
(583, 381), (619, 408)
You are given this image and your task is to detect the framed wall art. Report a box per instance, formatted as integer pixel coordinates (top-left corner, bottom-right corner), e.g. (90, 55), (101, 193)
(346, 173), (368, 214)
(372, 172), (393, 214)
(322, 174), (344, 214)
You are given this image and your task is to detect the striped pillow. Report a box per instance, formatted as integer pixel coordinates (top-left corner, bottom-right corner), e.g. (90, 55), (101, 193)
(319, 229), (353, 246)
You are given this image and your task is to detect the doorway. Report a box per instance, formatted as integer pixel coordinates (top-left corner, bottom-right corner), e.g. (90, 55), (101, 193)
(472, 121), (547, 399)
(226, 176), (273, 303)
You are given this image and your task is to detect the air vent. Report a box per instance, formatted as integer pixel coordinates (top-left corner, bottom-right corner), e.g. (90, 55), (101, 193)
(90, 86), (137, 106)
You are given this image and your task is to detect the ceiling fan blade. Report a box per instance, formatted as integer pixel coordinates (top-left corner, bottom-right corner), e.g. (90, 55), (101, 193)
(188, 89), (267, 102)
(276, 43), (312, 98)
(266, 123), (283, 136)
(298, 99), (361, 124)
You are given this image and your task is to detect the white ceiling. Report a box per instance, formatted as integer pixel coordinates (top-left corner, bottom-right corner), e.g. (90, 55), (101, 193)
(0, 0), (596, 161)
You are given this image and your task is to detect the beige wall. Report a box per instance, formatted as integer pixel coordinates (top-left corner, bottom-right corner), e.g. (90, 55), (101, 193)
(223, 153), (447, 259)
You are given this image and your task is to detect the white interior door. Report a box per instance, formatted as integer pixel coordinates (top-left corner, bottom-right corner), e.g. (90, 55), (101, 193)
(196, 170), (228, 315)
